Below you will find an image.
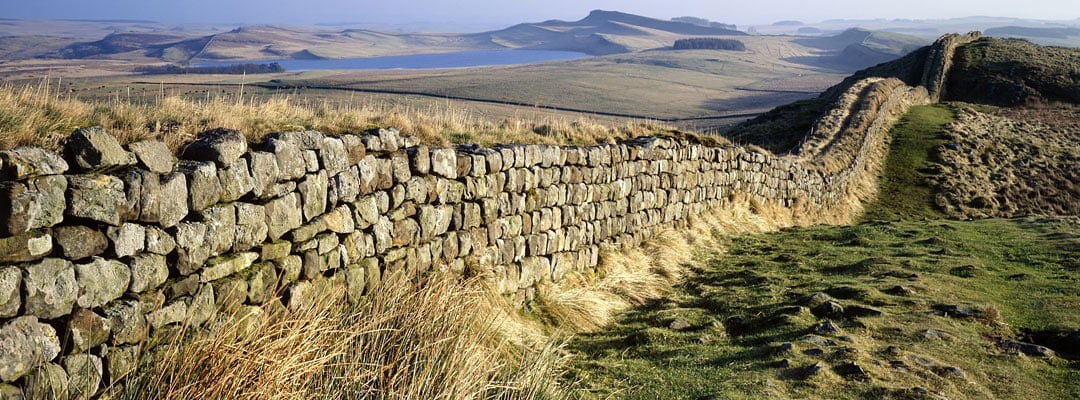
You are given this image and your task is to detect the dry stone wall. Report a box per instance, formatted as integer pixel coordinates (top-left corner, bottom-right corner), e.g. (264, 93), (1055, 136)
(0, 33), (964, 398)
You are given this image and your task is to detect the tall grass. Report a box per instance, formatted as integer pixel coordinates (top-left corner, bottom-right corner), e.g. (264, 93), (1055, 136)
(111, 274), (571, 400)
(0, 79), (668, 151)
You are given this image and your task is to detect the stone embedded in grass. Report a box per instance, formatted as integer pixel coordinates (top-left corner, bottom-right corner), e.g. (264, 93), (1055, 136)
(1003, 341), (1056, 358)
(64, 353), (102, 400)
(813, 320), (842, 335)
(669, 318), (692, 331)
(833, 361), (871, 381)
(884, 285), (916, 296)
(812, 300), (846, 319)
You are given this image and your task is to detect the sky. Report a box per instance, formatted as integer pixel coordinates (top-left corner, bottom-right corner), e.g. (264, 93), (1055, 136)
(5, 0), (1080, 28)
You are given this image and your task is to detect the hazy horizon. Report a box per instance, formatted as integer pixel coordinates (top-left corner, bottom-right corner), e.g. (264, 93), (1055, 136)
(6, 0), (1080, 30)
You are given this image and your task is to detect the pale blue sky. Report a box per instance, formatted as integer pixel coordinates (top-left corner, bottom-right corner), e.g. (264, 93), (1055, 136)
(4, 0), (1078, 27)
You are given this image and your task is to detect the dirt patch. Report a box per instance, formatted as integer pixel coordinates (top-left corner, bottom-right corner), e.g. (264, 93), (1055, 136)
(933, 104), (1080, 219)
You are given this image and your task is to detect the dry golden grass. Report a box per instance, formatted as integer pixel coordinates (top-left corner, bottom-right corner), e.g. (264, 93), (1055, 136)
(110, 275), (572, 400)
(0, 79), (669, 152)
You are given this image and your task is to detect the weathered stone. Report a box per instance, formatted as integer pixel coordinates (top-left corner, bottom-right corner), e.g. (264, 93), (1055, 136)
(355, 155), (377, 194)
(372, 216), (393, 254)
(302, 150), (319, 172)
(345, 263), (366, 303)
(248, 151), (281, 199)
(181, 128), (247, 167)
(0, 316), (61, 382)
(0, 268), (18, 318)
(128, 254), (168, 293)
(201, 252), (259, 283)
(64, 353), (102, 400)
(329, 166), (360, 206)
(75, 257), (130, 309)
(260, 240), (291, 261)
(430, 148), (457, 179)
(106, 223), (145, 258)
(343, 231), (375, 263)
(173, 221), (209, 275)
(247, 262), (277, 304)
(289, 219), (327, 244)
(300, 250), (325, 280)
(232, 202), (267, 252)
(297, 171), (328, 222)
(275, 255), (302, 285)
(341, 134), (367, 163)
(53, 226), (107, 260)
(157, 172), (189, 228)
(392, 218), (420, 248)
(105, 345), (140, 385)
(66, 174), (126, 226)
(213, 278), (248, 311)
(187, 283), (216, 327)
(102, 300), (145, 345)
(375, 128), (401, 152)
(148, 300), (187, 328)
(408, 145), (430, 175)
(198, 205), (236, 256)
(217, 158), (255, 202)
(68, 308), (111, 353)
(264, 193), (303, 241)
(391, 152), (411, 185)
(320, 204), (355, 234)
(176, 160), (221, 212)
(284, 281), (315, 312)
(0, 146), (68, 180)
(21, 362), (67, 399)
(320, 136), (349, 175)
(22, 258), (77, 319)
(0, 175), (66, 236)
(127, 139), (176, 174)
(361, 135), (383, 153)
(265, 138), (305, 181)
(144, 225), (176, 255)
(64, 126), (135, 173)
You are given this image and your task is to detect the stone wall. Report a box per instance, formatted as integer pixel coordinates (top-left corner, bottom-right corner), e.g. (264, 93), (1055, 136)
(0, 34), (959, 397)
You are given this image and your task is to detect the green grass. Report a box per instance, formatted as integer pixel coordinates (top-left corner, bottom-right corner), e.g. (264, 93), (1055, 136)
(565, 218), (1080, 399)
(862, 104), (954, 221)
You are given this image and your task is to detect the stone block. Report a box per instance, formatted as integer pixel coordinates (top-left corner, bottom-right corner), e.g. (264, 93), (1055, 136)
(53, 226), (107, 260)
(148, 300), (187, 328)
(187, 283), (216, 327)
(213, 278), (248, 311)
(127, 139), (176, 174)
(0, 175), (66, 236)
(180, 128), (247, 167)
(20, 362), (67, 399)
(68, 308), (111, 353)
(264, 193), (303, 241)
(247, 262), (277, 304)
(275, 255), (302, 285)
(64, 353), (102, 400)
(176, 160), (221, 212)
(66, 174), (126, 226)
(329, 166), (360, 206)
(430, 148), (457, 179)
(105, 345), (140, 386)
(0, 267), (18, 318)
(0, 316), (61, 383)
(408, 144), (430, 175)
(198, 205), (236, 256)
(200, 252), (259, 283)
(321, 136), (349, 175)
(23, 258), (77, 319)
(106, 223), (145, 258)
(297, 171), (328, 222)
(392, 218), (420, 248)
(260, 240), (291, 261)
(217, 157), (255, 202)
(266, 138), (306, 181)
(173, 221), (209, 275)
(64, 126), (135, 173)
(75, 257), (130, 309)
(157, 172), (189, 228)
(129, 254), (168, 293)
(0, 146), (68, 180)
(103, 299), (146, 345)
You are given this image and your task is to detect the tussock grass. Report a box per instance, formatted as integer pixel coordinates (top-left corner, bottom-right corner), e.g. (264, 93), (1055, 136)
(111, 275), (572, 400)
(0, 79), (669, 151)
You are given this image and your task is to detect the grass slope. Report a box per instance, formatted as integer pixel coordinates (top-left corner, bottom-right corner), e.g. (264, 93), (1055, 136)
(564, 105), (1080, 400)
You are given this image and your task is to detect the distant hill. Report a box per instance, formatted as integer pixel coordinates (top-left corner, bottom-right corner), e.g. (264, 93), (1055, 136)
(790, 28), (929, 71)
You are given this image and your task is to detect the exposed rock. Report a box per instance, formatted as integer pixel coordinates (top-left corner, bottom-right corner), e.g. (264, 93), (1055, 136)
(260, 240), (291, 261)
(148, 300), (187, 328)
(103, 300), (145, 345)
(265, 138), (305, 181)
(275, 255), (302, 284)
(213, 278), (248, 311)
(106, 222), (145, 258)
(23, 258), (77, 319)
(408, 145), (430, 175)
(66, 174), (126, 226)
(21, 362), (67, 399)
(234, 202), (268, 252)
(884, 285), (916, 296)
(127, 139), (176, 174)
(0, 316), (61, 382)
(297, 171), (328, 222)
(175, 160), (221, 212)
(156, 172), (189, 228)
(187, 283), (216, 327)
(918, 329), (954, 341)
(67, 308), (111, 353)
(201, 252), (259, 283)
(64, 353), (102, 400)
(0, 146), (68, 180)
(129, 254), (169, 293)
(1004, 341), (1056, 358)
(833, 361), (870, 381)
(197, 205), (237, 256)
(669, 318), (692, 331)
(54, 225), (108, 260)
(0, 175), (67, 235)
(181, 128), (247, 167)
(75, 257), (130, 309)
(0, 268), (19, 318)
(264, 193), (302, 241)
(64, 126), (135, 173)
(430, 148), (457, 179)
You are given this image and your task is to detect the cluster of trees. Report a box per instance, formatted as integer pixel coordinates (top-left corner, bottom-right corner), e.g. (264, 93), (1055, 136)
(671, 16), (737, 31)
(673, 38), (747, 51)
(135, 62), (285, 75)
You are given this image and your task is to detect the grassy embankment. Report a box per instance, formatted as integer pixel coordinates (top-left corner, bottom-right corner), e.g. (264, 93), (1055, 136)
(563, 105), (1080, 399)
(0, 79), (668, 152)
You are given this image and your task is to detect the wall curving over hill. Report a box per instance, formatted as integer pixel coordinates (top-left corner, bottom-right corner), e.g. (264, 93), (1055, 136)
(0, 33), (965, 398)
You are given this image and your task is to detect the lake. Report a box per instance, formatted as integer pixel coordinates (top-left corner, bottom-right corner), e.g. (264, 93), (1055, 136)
(194, 50), (589, 71)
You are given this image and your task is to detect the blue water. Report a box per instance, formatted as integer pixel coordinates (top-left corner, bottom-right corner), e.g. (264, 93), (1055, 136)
(194, 50), (589, 71)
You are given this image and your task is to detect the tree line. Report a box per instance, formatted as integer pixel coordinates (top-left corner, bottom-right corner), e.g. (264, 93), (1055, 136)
(673, 38), (746, 51)
(135, 62), (285, 75)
